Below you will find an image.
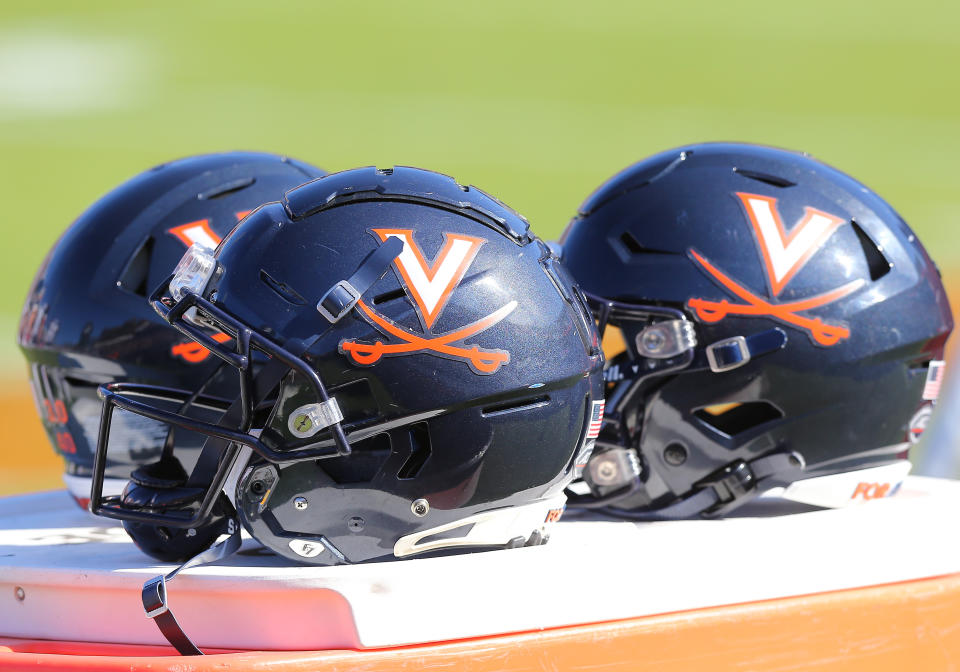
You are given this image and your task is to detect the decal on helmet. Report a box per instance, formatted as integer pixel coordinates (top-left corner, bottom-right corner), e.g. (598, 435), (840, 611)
(850, 481), (898, 501)
(923, 360), (945, 400)
(340, 229), (516, 374)
(170, 332), (232, 363)
(604, 362), (638, 383)
(687, 192), (864, 346)
(37, 394), (75, 454)
(587, 400), (605, 439)
(167, 219), (221, 249)
(288, 539), (326, 559)
(908, 404), (933, 444)
(55, 433), (76, 454)
(44, 399), (68, 424)
(571, 400), (605, 478)
(572, 440), (595, 479)
(166, 211), (250, 249)
(777, 460), (910, 508)
(544, 507), (564, 524)
(371, 228), (484, 329)
(736, 193), (846, 296)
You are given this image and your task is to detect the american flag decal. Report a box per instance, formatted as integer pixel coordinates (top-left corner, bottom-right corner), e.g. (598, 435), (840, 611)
(587, 400), (605, 439)
(923, 361), (945, 401)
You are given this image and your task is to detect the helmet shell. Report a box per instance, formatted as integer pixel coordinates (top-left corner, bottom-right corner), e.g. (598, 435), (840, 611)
(197, 166), (605, 563)
(18, 152), (325, 499)
(561, 143), (952, 509)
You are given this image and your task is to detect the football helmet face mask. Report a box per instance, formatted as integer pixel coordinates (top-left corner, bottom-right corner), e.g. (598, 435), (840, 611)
(90, 166), (605, 565)
(561, 143), (952, 518)
(18, 152), (326, 508)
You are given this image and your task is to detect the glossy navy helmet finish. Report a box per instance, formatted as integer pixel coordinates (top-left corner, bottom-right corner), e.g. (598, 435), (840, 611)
(90, 166), (605, 565)
(18, 152), (326, 508)
(561, 143), (953, 517)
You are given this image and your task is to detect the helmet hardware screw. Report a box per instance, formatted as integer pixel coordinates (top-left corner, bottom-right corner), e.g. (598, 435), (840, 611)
(641, 328), (666, 354)
(595, 459), (619, 484)
(411, 499), (429, 517)
(293, 496), (309, 511)
(14, 587), (25, 602)
(250, 480), (266, 495)
(347, 516), (365, 532)
(664, 443), (688, 466)
(294, 414), (313, 433)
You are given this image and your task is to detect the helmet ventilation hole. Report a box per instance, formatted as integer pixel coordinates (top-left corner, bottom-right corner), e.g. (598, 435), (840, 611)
(618, 231), (674, 256)
(850, 220), (892, 281)
(732, 168), (797, 188)
(620, 231), (645, 254)
(372, 287), (407, 305)
(117, 236), (155, 297)
(198, 177), (256, 200)
(482, 395), (550, 417)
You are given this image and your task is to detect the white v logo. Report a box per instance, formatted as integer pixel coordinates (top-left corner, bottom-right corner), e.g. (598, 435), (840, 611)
(737, 192), (845, 296)
(372, 229), (485, 329)
(167, 211), (250, 250)
(168, 219), (222, 249)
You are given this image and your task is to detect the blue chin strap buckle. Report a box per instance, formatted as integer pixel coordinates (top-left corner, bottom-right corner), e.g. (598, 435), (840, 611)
(706, 328), (787, 373)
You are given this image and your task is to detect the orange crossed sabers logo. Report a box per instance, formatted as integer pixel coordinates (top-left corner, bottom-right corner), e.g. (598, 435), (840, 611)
(340, 299), (516, 375)
(687, 249), (864, 346)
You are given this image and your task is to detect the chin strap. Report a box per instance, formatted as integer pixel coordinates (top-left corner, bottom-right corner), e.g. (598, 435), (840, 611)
(593, 450), (805, 521)
(611, 451), (804, 520)
(316, 236), (404, 323)
(141, 523), (243, 656)
(704, 328), (787, 373)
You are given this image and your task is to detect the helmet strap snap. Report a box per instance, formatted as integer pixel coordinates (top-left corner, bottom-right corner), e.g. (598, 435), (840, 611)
(705, 327), (787, 373)
(141, 521), (242, 656)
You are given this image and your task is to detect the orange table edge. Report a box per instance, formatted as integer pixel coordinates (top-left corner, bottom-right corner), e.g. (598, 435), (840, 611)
(2, 571), (959, 672)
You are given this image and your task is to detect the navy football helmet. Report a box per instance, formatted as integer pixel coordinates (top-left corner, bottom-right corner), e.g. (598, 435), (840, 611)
(561, 143), (953, 518)
(18, 152), (325, 509)
(89, 166), (605, 564)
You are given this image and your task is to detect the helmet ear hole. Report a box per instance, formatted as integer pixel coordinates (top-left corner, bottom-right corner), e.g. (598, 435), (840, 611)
(397, 422), (432, 480)
(693, 401), (784, 437)
(320, 432), (392, 485)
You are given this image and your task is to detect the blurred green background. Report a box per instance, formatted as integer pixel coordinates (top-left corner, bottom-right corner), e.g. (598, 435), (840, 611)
(1, 0), (957, 491)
